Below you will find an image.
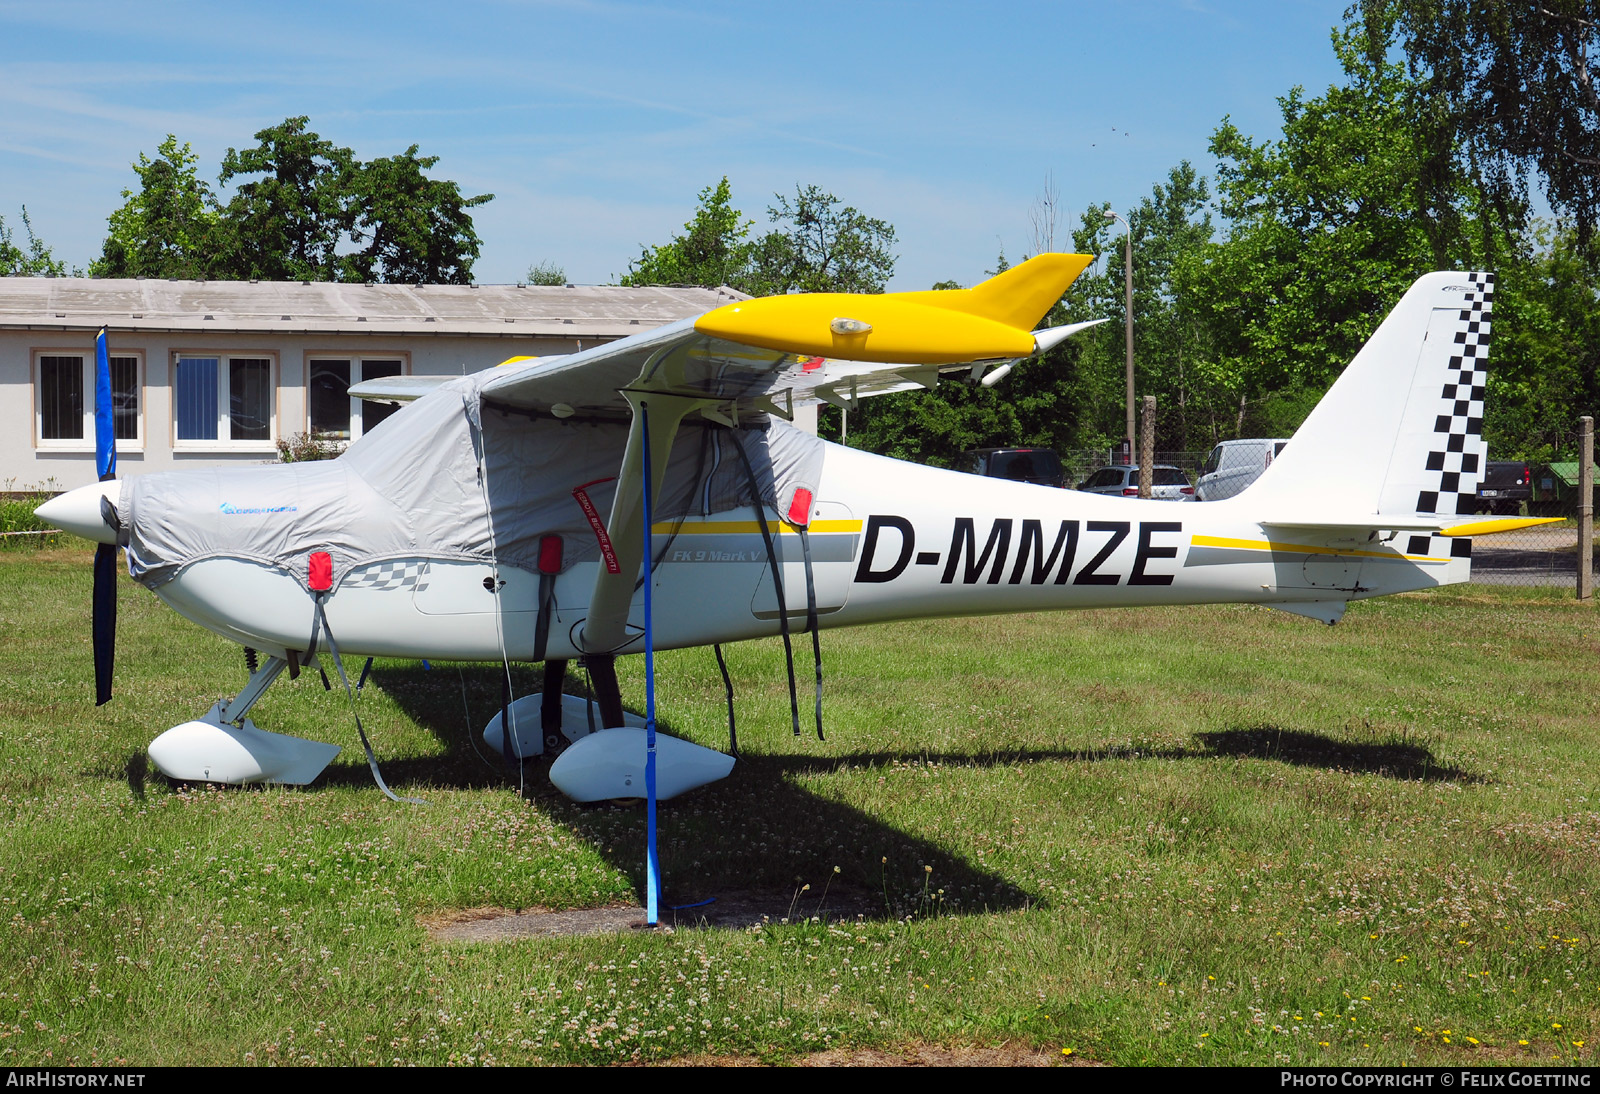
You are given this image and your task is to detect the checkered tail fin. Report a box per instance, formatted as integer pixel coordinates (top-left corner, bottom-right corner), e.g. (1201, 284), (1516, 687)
(1242, 272), (1494, 519)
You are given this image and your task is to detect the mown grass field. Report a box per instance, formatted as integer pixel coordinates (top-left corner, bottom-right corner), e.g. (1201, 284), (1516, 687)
(0, 546), (1596, 1066)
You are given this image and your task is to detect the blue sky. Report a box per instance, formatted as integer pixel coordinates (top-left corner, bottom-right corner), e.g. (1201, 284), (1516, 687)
(0, 0), (1353, 290)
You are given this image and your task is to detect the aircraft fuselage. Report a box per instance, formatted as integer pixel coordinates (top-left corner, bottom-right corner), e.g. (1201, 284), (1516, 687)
(150, 441), (1462, 663)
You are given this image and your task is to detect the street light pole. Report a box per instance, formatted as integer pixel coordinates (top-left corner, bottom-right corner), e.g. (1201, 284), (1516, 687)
(1104, 210), (1134, 464)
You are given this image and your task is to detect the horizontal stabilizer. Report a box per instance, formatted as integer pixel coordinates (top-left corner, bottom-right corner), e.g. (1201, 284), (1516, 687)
(1263, 515), (1563, 537)
(349, 375), (457, 403)
(1032, 318), (1109, 354)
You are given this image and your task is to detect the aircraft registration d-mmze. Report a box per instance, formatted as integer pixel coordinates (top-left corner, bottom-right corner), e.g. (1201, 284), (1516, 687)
(40, 256), (1547, 811)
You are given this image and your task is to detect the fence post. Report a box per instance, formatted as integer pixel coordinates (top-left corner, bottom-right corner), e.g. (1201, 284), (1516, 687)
(1139, 395), (1156, 498)
(1580, 416), (1594, 601)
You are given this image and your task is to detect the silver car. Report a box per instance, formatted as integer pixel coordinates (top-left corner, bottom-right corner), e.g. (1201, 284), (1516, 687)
(1077, 464), (1196, 501)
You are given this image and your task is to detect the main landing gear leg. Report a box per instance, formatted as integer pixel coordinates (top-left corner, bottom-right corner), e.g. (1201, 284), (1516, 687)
(585, 654), (627, 728)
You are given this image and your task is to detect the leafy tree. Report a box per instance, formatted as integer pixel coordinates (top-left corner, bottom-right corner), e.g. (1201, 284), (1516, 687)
(622, 177), (752, 289)
(746, 184), (897, 295)
(89, 137), (219, 279)
(1, 206), (70, 277)
(1364, 0), (1600, 249)
(622, 178), (898, 298)
(1178, 23), (1498, 440)
(526, 260), (566, 285)
(215, 117), (359, 281)
(93, 118), (492, 284)
(343, 146), (492, 284)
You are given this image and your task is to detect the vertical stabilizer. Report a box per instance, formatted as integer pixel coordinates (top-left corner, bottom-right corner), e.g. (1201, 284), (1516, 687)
(1240, 272), (1494, 518)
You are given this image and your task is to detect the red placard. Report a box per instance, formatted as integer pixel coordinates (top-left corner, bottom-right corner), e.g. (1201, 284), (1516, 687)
(571, 479), (621, 575)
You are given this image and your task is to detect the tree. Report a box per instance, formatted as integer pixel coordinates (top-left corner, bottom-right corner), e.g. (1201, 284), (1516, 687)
(215, 117), (359, 281)
(89, 136), (219, 279)
(1365, 0), (1600, 248)
(1178, 22), (1499, 440)
(621, 178), (752, 289)
(343, 146), (492, 284)
(1, 206), (70, 277)
(1060, 166), (1218, 453)
(746, 184), (897, 295)
(93, 118), (492, 284)
(622, 178), (898, 298)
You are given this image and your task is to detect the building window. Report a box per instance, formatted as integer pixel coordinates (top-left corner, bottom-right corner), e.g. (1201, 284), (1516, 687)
(35, 352), (142, 449)
(307, 357), (404, 441)
(174, 355), (275, 447)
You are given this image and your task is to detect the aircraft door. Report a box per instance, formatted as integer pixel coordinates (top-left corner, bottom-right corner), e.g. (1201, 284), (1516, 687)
(750, 501), (857, 621)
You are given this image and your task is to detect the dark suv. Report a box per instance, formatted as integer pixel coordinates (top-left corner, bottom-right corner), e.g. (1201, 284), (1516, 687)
(962, 448), (1066, 488)
(1477, 461), (1531, 515)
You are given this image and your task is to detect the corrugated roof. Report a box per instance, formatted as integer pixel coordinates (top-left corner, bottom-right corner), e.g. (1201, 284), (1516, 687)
(0, 278), (747, 338)
(1544, 461), (1591, 487)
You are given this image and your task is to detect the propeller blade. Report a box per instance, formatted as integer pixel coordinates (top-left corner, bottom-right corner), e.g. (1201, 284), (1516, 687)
(93, 542), (116, 706)
(93, 326), (116, 482)
(92, 325), (117, 705)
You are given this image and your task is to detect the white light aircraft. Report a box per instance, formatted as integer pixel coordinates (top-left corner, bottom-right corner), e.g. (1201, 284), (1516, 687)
(39, 257), (1549, 806)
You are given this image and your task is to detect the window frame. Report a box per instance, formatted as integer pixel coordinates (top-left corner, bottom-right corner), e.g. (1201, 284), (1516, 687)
(32, 348), (146, 453)
(302, 351), (411, 445)
(169, 350), (280, 453)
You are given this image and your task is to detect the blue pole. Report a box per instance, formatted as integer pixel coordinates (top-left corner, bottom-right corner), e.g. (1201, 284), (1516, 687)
(640, 401), (661, 926)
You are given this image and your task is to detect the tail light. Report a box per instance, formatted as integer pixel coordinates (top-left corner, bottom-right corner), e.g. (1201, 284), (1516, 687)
(1122, 487), (1138, 496)
(1181, 486), (1195, 495)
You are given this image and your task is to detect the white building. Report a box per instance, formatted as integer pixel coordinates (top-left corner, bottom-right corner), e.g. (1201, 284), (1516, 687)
(0, 278), (771, 490)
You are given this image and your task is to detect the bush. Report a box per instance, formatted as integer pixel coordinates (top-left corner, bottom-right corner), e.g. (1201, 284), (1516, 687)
(275, 432), (342, 463)
(0, 479), (65, 550)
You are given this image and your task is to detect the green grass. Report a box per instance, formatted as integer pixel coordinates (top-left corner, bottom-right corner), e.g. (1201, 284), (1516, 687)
(1, 549), (1597, 1065)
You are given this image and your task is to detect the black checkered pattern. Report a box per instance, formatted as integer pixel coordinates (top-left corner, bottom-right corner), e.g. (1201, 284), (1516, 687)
(340, 559), (431, 592)
(1405, 533), (1472, 561)
(1415, 272), (1493, 516)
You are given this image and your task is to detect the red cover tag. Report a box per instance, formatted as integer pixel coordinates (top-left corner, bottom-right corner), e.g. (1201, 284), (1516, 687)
(308, 551), (333, 592)
(786, 487), (814, 527)
(538, 534), (563, 575)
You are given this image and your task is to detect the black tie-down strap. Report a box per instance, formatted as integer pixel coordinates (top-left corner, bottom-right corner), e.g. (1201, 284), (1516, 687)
(308, 594), (425, 805)
(796, 527), (824, 741)
(732, 440), (802, 737)
(713, 643), (737, 755)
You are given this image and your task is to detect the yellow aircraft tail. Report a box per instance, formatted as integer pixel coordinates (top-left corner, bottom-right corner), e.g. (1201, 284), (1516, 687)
(693, 253), (1094, 365)
(894, 253), (1093, 331)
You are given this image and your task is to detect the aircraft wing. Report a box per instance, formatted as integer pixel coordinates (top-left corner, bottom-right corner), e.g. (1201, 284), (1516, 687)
(476, 253), (1099, 422)
(468, 253), (1101, 660)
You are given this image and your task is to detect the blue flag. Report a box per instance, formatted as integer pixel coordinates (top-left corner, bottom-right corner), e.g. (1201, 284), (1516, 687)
(94, 326), (115, 481)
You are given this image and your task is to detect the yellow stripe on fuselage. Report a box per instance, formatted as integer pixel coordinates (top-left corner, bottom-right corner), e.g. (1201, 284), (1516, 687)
(1190, 534), (1438, 563)
(651, 519), (863, 535)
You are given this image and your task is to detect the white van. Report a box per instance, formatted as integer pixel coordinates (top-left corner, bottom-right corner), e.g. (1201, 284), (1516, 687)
(1196, 438), (1289, 501)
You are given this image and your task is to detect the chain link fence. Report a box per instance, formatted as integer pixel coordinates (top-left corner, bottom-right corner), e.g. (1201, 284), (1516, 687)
(1467, 425), (1595, 590)
(1059, 449), (1209, 490)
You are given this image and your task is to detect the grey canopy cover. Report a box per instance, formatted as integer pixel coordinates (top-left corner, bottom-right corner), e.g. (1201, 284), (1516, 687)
(123, 370), (827, 590)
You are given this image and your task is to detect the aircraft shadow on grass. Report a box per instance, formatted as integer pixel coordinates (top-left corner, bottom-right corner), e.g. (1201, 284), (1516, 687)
(115, 665), (1483, 918)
